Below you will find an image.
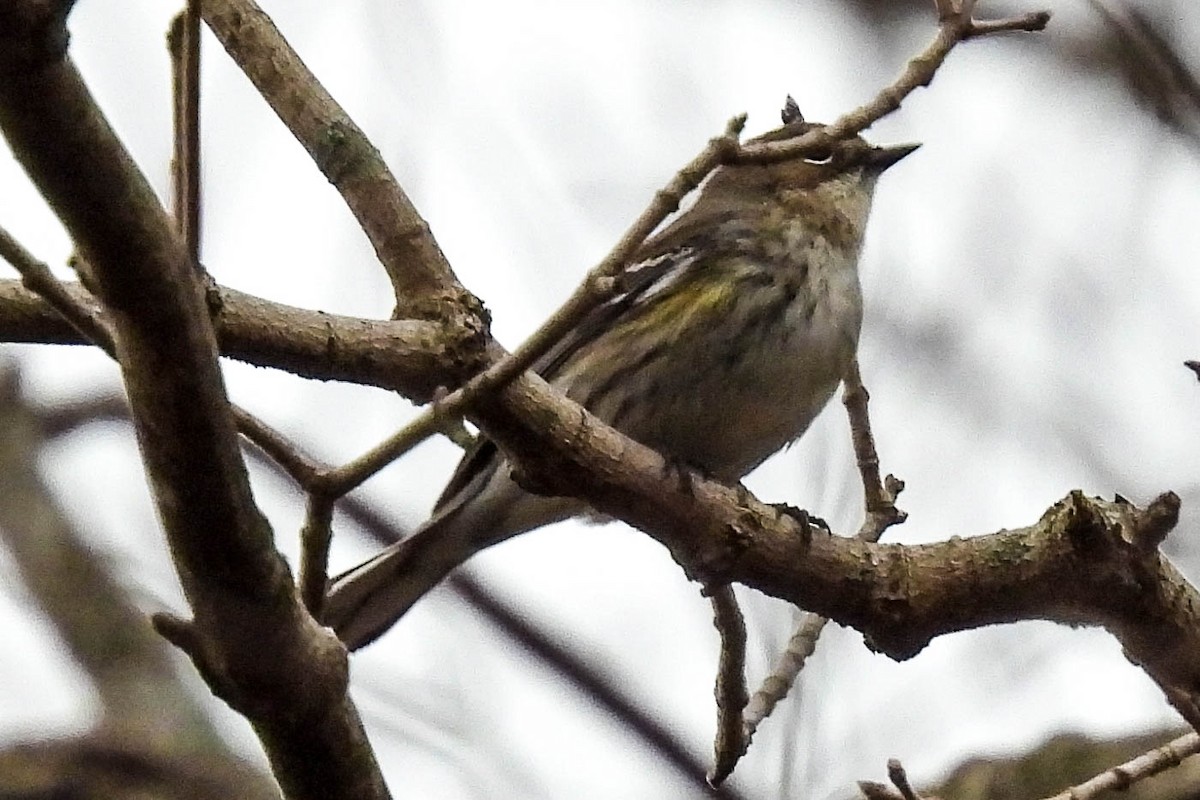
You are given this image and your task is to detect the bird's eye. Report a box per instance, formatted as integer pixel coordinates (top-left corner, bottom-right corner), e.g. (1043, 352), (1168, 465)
(803, 149), (833, 165)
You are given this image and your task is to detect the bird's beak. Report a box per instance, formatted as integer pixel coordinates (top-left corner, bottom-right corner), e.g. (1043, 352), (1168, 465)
(867, 142), (921, 172)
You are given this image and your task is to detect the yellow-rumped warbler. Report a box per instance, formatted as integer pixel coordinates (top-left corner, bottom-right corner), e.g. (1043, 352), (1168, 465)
(325, 107), (916, 650)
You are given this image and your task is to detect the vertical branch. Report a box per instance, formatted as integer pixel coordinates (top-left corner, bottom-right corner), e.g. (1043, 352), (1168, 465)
(842, 359), (906, 530)
(737, 360), (908, 768)
(168, 4), (202, 263)
(708, 585), (749, 787)
(299, 494), (335, 615)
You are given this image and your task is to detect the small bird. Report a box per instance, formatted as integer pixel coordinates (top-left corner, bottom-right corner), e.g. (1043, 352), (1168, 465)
(324, 102), (917, 650)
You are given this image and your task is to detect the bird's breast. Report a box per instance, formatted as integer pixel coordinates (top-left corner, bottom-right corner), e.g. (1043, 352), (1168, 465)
(574, 225), (863, 479)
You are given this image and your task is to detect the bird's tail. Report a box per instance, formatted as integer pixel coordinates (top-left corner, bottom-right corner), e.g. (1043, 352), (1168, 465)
(322, 508), (481, 651)
(323, 463), (580, 650)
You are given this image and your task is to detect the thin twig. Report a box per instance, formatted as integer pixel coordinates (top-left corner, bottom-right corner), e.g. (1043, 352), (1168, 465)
(316, 389), (470, 496)
(735, 3), (1050, 164)
(741, 611), (826, 737)
(0, 225), (116, 353)
(843, 360), (888, 515)
(1041, 733), (1200, 800)
(855, 759), (929, 800)
(708, 585), (749, 787)
(315, 115), (747, 498)
(232, 406), (324, 486)
(0, 225), (322, 493)
(739, 362), (908, 752)
(695, 3), (1054, 778)
(843, 360), (907, 532)
(299, 494), (335, 615)
(168, 4), (202, 263)
(966, 11), (1052, 37)
(887, 759), (925, 800)
(933, 0), (958, 21)
(483, 113), (746, 388)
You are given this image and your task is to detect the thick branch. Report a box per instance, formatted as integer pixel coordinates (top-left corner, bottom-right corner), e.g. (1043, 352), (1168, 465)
(0, 279), (488, 401)
(0, 5), (386, 797)
(470, 371), (1200, 726)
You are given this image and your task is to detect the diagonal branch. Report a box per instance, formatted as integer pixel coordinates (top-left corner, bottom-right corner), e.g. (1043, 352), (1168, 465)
(314, 114), (747, 497)
(200, 0), (467, 317)
(0, 4), (387, 797)
(1040, 732), (1200, 800)
(735, 4), (1051, 164)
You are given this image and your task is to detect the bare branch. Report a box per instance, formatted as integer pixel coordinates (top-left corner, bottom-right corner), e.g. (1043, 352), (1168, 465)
(299, 495), (336, 615)
(708, 585), (749, 786)
(739, 361), (908, 763)
(742, 612), (827, 738)
(0, 4), (387, 794)
(462, 362), (1200, 725)
(167, 5), (202, 263)
(1041, 733), (1200, 800)
(0, 279), (488, 399)
(0, 225), (116, 353)
(317, 387), (476, 496)
(233, 405), (325, 486)
(887, 759), (927, 800)
(736, 4), (1051, 164)
(315, 115), (747, 497)
(33, 394), (757, 800)
(966, 11), (1053, 37)
(843, 359), (907, 530)
(200, 0), (467, 317)
(0, 229), (331, 497)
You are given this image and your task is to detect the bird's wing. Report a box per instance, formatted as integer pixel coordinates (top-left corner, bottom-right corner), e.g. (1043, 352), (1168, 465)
(532, 207), (751, 380)
(433, 207), (751, 513)
(430, 252), (681, 513)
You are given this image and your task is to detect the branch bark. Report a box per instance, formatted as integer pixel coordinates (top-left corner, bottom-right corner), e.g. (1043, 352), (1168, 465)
(0, 4), (388, 797)
(468, 369), (1199, 726)
(200, 0), (471, 318)
(0, 279), (488, 400)
(5, 0), (1191, 794)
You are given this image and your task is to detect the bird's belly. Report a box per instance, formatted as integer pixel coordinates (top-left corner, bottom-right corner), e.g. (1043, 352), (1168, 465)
(589, 299), (858, 480)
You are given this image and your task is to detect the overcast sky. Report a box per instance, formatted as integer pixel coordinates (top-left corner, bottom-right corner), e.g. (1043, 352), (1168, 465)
(2, 1), (1199, 798)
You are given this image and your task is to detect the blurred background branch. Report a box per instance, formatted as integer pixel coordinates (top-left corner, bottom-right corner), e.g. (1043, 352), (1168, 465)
(1, 0), (1199, 797)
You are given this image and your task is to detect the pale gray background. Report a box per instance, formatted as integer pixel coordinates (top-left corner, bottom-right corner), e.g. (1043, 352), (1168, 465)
(1, 1), (1197, 798)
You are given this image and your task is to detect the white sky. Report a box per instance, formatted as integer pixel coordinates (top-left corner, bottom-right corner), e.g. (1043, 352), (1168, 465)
(2, 1), (1199, 798)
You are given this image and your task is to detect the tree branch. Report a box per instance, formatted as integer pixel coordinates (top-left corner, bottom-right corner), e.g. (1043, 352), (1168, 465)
(0, 4), (387, 796)
(0, 279), (489, 400)
(467, 369), (1200, 726)
(1040, 732), (1200, 800)
(200, 0), (469, 318)
(734, 4), (1051, 164)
